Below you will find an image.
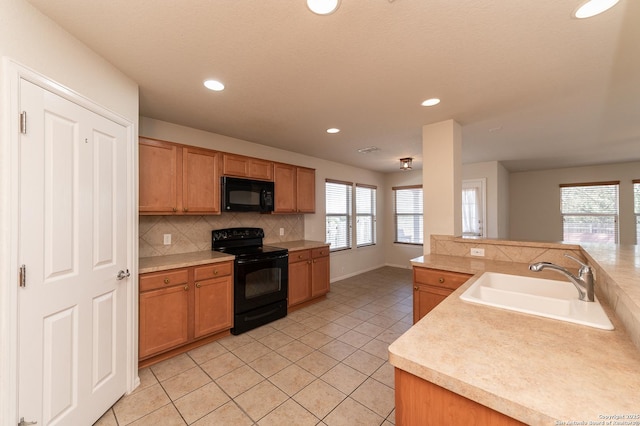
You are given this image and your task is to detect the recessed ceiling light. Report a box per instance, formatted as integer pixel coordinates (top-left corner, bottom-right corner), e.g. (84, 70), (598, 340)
(573, 0), (619, 18)
(204, 79), (225, 91)
(327, 128), (340, 134)
(421, 98), (441, 107)
(307, 0), (341, 15)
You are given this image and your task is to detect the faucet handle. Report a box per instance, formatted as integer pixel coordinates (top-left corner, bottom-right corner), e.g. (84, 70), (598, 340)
(564, 254), (591, 273)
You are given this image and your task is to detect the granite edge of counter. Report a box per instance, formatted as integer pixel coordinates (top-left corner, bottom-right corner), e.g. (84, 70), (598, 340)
(139, 251), (235, 274)
(271, 240), (329, 252)
(394, 253), (640, 424)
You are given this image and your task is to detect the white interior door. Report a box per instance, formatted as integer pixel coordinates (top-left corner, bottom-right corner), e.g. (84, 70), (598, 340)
(17, 78), (129, 425)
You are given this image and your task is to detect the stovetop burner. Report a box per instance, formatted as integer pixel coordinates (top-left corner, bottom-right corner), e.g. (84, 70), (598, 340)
(211, 227), (287, 260)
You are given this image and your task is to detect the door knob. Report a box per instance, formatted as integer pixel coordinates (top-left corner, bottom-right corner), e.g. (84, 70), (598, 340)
(116, 269), (131, 280)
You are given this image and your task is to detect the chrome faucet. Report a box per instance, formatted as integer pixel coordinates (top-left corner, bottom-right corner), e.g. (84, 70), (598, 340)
(529, 254), (595, 302)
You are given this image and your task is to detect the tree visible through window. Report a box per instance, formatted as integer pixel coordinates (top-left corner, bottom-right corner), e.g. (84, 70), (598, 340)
(394, 185), (423, 244)
(560, 181), (619, 243)
(634, 180), (640, 244)
(356, 184), (376, 247)
(325, 180), (352, 251)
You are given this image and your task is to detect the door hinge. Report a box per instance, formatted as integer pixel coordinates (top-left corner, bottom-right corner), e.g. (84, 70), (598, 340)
(18, 417), (38, 426)
(19, 111), (27, 134)
(19, 264), (26, 288)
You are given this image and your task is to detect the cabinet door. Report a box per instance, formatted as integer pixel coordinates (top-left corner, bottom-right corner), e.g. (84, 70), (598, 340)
(222, 153), (250, 177)
(139, 138), (180, 213)
(413, 284), (451, 324)
(296, 167), (316, 213)
(311, 254), (330, 297)
(183, 147), (220, 214)
(273, 163), (296, 213)
(194, 276), (233, 338)
(248, 158), (273, 181)
(139, 284), (189, 358)
(288, 258), (311, 306)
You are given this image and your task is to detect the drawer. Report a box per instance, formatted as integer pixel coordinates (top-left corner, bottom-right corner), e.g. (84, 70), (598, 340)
(414, 267), (472, 291)
(311, 246), (330, 258)
(140, 268), (189, 292)
(194, 261), (233, 281)
(289, 249), (311, 263)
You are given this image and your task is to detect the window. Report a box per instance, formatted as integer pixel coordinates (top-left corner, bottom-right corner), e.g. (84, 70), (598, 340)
(356, 184), (376, 247)
(394, 185), (423, 244)
(634, 180), (640, 244)
(560, 181), (619, 243)
(462, 179), (486, 238)
(325, 180), (352, 251)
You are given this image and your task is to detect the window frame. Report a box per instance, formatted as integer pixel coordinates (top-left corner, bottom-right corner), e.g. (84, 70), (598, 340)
(325, 179), (353, 252)
(393, 185), (423, 245)
(355, 183), (377, 248)
(559, 181), (620, 244)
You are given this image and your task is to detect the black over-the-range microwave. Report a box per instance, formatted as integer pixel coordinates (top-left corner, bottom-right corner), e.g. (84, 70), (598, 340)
(221, 176), (275, 213)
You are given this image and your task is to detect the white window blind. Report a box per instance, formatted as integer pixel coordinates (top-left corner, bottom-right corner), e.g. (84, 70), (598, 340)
(394, 185), (423, 244)
(356, 184), (376, 247)
(325, 180), (352, 251)
(560, 181), (619, 243)
(634, 180), (640, 244)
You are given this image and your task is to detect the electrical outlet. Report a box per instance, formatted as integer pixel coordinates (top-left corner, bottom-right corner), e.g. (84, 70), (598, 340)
(163, 234), (171, 245)
(279, 228), (284, 236)
(470, 248), (485, 257)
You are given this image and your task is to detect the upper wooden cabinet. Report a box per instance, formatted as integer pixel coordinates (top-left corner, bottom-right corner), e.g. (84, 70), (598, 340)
(273, 163), (316, 214)
(139, 137), (220, 215)
(222, 153), (273, 181)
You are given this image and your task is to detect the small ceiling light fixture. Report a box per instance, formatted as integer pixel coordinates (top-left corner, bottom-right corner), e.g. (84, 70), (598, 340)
(307, 0), (341, 15)
(573, 0), (619, 18)
(421, 98), (441, 107)
(400, 157), (413, 170)
(204, 79), (225, 91)
(326, 128), (340, 134)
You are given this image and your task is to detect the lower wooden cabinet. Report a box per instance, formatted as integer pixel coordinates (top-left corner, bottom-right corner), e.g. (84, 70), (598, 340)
(139, 261), (233, 363)
(395, 368), (525, 425)
(413, 267), (472, 323)
(288, 246), (330, 309)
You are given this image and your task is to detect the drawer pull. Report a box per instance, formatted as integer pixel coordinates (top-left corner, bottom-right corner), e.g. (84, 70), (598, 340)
(298, 254), (304, 259)
(438, 277), (445, 283)
(196, 282), (201, 288)
(184, 285), (189, 291)
(164, 278), (170, 284)
(414, 286), (419, 291)
(214, 270), (218, 275)
(172, 207), (177, 212)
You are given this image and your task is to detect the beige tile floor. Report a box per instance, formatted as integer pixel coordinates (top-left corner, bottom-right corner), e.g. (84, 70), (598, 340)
(95, 266), (413, 426)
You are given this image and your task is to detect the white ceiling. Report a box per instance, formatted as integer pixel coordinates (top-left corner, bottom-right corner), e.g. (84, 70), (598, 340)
(27, 0), (640, 173)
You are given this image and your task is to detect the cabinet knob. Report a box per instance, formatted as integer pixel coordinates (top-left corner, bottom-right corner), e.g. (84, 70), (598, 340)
(214, 270), (218, 275)
(196, 282), (201, 288)
(308, 260), (312, 264)
(414, 286), (419, 291)
(438, 277), (445, 283)
(184, 285), (189, 291)
(183, 207), (189, 212)
(172, 207), (177, 212)
(313, 259), (316, 263)
(298, 255), (303, 259)
(164, 278), (170, 284)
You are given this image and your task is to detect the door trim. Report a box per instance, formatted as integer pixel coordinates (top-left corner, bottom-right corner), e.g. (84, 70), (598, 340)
(0, 58), (139, 423)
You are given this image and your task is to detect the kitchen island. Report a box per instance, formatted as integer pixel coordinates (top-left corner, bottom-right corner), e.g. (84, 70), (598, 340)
(389, 249), (640, 425)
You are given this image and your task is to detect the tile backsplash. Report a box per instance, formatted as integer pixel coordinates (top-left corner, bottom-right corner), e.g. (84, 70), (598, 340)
(139, 213), (304, 258)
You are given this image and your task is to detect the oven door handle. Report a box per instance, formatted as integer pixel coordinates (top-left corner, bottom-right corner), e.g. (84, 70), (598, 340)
(235, 254), (288, 265)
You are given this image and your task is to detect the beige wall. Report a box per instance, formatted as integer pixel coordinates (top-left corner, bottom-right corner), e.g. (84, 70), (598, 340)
(509, 161), (639, 244)
(462, 161), (510, 239)
(140, 117), (387, 281)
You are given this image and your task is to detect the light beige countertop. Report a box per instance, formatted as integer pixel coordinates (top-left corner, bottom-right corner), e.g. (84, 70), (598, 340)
(139, 251), (235, 274)
(270, 240), (329, 252)
(139, 240), (328, 274)
(389, 253), (640, 425)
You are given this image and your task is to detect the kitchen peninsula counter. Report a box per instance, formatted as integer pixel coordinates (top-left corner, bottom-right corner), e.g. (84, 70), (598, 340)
(389, 252), (640, 424)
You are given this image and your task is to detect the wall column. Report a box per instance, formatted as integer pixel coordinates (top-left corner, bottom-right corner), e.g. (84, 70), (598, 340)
(422, 120), (462, 254)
